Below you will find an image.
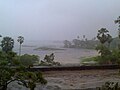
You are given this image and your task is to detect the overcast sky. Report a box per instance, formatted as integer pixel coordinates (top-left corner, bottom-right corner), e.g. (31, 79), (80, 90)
(0, 0), (120, 41)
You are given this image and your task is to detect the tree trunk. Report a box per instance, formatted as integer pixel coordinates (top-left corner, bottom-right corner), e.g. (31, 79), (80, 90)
(19, 44), (21, 60)
(19, 44), (21, 56)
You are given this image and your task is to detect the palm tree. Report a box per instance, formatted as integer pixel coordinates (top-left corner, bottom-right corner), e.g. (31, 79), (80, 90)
(115, 16), (120, 25)
(97, 28), (109, 44)
(115, 16), (120, 38)
(1, 37), (14, 53)
(17, 36), (24, 56)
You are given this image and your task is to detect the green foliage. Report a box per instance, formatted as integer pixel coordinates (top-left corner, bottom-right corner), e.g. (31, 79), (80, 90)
(95, 28), (115, 64)
(82, 48), (120, 65)
(79, 17), (120, 65)
(0, 69), (13, 90)
(110, 49), (120, 64)
(35, 72), (47, 84)
(1, 37), (14, 53)
(96, 28), (112, 58)
(97, 28), (111, 44)
(95, 27), (120, 64)
(0, 51), (47, 90)
(0, 36), (47, 90)
(15, 71), (47, 90)
(17, 36), (24, 45)
(40, 53), (61, 66)
(81, 56), (99, 65)
(20, 54), (39, 67)
(96, 44), (111, 57)
(97, 82), (120, 90)
(0, 51), (19, 66)
(97, 55), (112, 64)
(0, 50), (16, 90)
(115, 16), (120, 38)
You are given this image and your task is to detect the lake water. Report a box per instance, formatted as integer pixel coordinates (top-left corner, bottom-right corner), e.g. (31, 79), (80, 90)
(14, 40), (98, 65)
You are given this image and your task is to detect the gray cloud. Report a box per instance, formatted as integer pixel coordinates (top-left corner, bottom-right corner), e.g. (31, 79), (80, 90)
(0, 0), (120, 40)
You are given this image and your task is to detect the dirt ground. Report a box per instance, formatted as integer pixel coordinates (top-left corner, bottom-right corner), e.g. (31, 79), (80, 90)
(43, 69), (120, 89)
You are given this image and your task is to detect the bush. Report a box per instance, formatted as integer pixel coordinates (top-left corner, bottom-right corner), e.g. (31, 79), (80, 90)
(0, 51), (47, 90)
(81, 55), (117, 65)
(97, 82), (120, 90)
(39, 53), (61, 66)
(0, 36), (47, 90)
(81, 56), (99, 65)
(20, 54), (39, 67)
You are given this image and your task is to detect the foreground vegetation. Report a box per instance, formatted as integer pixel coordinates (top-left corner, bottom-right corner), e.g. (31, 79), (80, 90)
(0, 36), (61, 90)
(81, 16), (120, 90)
(82, 16), (120, 65)
(0, 36), (47, 90)
(97, 82), (120, 90)
(40, 53), (61, 66)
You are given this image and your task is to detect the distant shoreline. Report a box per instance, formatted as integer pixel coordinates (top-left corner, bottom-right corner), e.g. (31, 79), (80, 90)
(22, 45), (37, 47)
(34, 47), (66, 51)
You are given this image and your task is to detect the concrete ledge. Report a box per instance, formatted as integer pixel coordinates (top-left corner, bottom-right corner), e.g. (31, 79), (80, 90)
(27, 65), (120, 72)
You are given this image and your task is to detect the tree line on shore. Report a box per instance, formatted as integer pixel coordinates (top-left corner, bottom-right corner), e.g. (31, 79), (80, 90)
(63, 17), (120, 50)
(63, 35), (99, 49)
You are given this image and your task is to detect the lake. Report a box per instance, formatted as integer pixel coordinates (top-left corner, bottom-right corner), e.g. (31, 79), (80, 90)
(14, 40), (98, 65)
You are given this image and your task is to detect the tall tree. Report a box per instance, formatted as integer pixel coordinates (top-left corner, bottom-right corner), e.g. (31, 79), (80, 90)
(0, 35), (2, 50)
(97, 28), (110, 44)
(1, 37), (14, 53)
(96, 28), (112, 57)
(115, 16), (120, 38)
(17, 36), (24, 56)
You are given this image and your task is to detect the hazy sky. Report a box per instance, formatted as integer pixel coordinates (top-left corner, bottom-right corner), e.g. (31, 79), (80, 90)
(0, 0), (120, 41)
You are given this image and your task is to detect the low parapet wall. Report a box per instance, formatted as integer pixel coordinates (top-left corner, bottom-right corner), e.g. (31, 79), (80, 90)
(27, 65), (120, 72)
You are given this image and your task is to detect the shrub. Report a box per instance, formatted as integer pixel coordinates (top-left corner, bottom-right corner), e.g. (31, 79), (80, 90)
(20, 54), (39, 67)
(40, 53), (61, 66)
(97, 82), (120, 90)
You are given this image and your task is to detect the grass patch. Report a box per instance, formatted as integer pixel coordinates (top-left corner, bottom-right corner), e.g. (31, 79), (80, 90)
(81, 56), (99, 65)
